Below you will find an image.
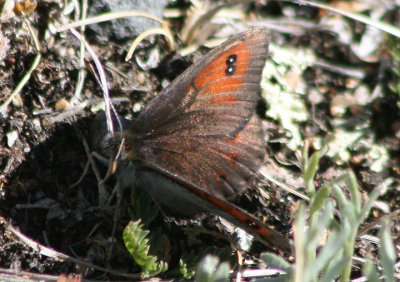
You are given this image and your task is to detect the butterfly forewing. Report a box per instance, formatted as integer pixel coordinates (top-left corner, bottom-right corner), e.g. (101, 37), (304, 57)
(130, 28), (269, 138)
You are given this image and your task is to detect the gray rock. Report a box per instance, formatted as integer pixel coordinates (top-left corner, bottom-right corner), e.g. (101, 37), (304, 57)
(88, 0), (168, 41)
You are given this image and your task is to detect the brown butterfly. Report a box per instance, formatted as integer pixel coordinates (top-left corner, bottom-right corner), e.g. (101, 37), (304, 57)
(95, 27), (290, 251)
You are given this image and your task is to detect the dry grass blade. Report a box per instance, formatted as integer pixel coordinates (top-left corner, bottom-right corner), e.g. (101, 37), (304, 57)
(57, 10), (167, 32)
(125, 26), (175, 61)
(0, 19), (41, 111)
(287, 0), (400, 38)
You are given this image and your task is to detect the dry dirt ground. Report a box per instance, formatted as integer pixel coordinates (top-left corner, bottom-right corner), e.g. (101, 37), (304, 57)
(0, 0), (400, 280)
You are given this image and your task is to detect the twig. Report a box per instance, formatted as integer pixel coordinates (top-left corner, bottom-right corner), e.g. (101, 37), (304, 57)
(259, 166), (309, 201)
(3, 216), (142, 279)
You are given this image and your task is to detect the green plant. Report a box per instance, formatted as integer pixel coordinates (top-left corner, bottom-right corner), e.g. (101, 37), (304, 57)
(123, 220), (168, 278)
(261, 141), (392, 281)
(195, 254), (230, 282)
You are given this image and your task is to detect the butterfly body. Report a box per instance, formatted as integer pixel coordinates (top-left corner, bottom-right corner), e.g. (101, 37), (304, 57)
(118, 161), (205, 216)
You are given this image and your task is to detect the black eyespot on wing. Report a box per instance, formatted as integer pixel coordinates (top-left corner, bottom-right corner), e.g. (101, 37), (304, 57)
(225, 54), (237, 76)
(226, 54), (237, 65)
(216, 171), (229, 185)
(230, 155), (239, 164)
